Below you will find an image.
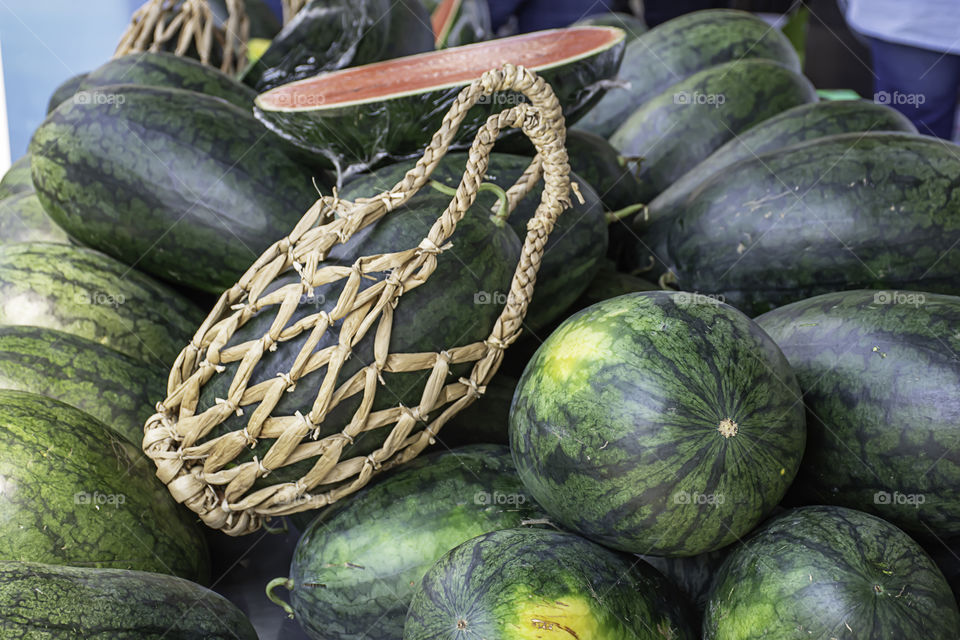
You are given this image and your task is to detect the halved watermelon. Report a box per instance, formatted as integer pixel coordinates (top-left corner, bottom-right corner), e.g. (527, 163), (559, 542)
(254, 27), (626, 177)
(431, 0), (491, 48)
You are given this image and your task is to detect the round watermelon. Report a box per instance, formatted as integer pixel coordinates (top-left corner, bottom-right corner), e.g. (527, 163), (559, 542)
(704, 505), (960, 639)
(509, 291), (806, 556)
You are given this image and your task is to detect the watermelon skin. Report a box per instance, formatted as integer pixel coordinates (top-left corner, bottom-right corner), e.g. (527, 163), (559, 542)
(509, 291), (805, 556)
(609, 59), (818, 204)
(437, 375), (517, 448)
(288, 445), (548, 640)
(30, 85), (327, 294)
(243, 0), (434, 92)
(754, 290), (960, 540)
(657, 132), (960, 316)
(404, 527), (698, 640)
(704, 506), (960, 639)
(0, 192), (70, 244)
(0, 155), (33, 200)
(254, 28), (626, 176)
(343, 152), (608, 332)
(79, 52), (257, 110)
(195, 192), (521, 483)
(0, 390), (210, 583)
(0, 325), (166, 445)
(46, 73), (88, 114)
(0, 561), (256, 639)
(563, 129), (644, 212)
(0, 242), (202, 368)
(575, 9), (800, 138)
(433, 0), (491, 48)
(639, 100), (917, 232)
(640, 548), (730, 615)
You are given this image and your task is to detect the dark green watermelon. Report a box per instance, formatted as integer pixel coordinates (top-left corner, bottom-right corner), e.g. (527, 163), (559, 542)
(651, 132), (960, 316)
(0, 192), (70, 244)
(754, 290), (960, 540)
(0, 242), (202, 368)
(704, 506), (960, 639)
(254, 27), (626, 176)
(572, 258), (657, 311)
(510, 290), (805, 556)
(45, 73), (88, 114)
(344, 152), (607, 331)
(640, 548), (730, 615)
(282, 445), (547, 640)
(639, 100), (918, 231)
(609, 59), (818, 204)
(0, 325), (166, 445)
(0, 561), (256, 639)
(195, 191), (520, 484)
(0, 390), (209, 582)
(436, 374), (517, 448)
(79, 52), (257, 110)
(563, 129), (644, 212)
(404, 527), (698, 639)
(243, 0), (434, 92)
(31, 84), (328, 294)
(0, 155), (33, 200)
(573, 11), (647, 38)
(575, 9), (800, 138)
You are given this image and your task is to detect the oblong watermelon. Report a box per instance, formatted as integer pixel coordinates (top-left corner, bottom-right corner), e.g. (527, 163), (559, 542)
(510, 291), (806, 556)
(31, 85), (328, 293)
(654, 132), (960, 315)
(0, 192), (70, 244)
(0, 242), (202, 367)
(755, 290), (960, 540)
(79, 52), (257, 109)
(0, 561), (256, 639)
(0, 155), (32, 200)
(254, 27), (626, 176)
(575, 9), (800, 138)
(609, 59), (818, 204)
(285, 445), (547, 640)
(704, 506), (960, 639)
(404, 527), (698, 639)
(0, 325), (166, 445)
(0, 390), (210, 582)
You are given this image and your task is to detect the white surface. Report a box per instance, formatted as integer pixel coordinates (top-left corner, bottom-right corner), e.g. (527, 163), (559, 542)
(0, 39), (10, 175)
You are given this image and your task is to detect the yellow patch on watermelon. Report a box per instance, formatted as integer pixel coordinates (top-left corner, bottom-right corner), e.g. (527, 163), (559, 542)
(540, 322), (616, 386)
(511, 595), (610, 639)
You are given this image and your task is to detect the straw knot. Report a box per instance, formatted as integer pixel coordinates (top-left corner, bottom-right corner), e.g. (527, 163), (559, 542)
(365, 454), (382, 471)
(484, 336), (508, 351)
(277, 372), (297, 392)
(215, 397), (243, 417)
(459, 376), (487, 399)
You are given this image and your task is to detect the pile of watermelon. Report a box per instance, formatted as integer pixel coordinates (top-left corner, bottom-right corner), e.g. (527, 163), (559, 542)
(1, 1), (959, 638)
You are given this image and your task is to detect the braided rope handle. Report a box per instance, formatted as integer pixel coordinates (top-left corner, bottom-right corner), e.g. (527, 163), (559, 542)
(143, 64), (571, 534)
(115, 0), (249, 75)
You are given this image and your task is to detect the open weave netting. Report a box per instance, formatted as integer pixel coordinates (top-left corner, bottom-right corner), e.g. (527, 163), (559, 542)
(142, 65), (574, 536)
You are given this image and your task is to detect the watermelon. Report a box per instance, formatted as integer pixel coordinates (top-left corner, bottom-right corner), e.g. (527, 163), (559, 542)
(404, 527), (697, 639)
(572, 258), (657, 311)
(0, 155), (33, 200)
(45, 72), (88, 114)
(432, 0), (491, 48)
(31, 84), (327, 294)
(573, 11), (647, 38)
(280, 446), (547, 640)
(704, 506), (960, 639)
(754, 290), (960, 540)
(79, 52), (257, 110)
(195, 191), (521, 484)
(0, 390), (209, 582)
(509, 291), (806, 556)
(650, 132), (960, 315)
(609, 59), (818, 204)
(243, 0), (435, 92)
(0, 192), (70, 244)
(254, 27), (626, 176)
(639, 100), (918, 231)
(575, 9), (800, 138)
(438, 374), (518, 448)
(640, 548), (730, 615)
(0, 561), (256, 639)
(0, 325), (166, 445)
(560, 129), (644, 212)
(0, 242), (202, 367)
(343, 151), (607, 331)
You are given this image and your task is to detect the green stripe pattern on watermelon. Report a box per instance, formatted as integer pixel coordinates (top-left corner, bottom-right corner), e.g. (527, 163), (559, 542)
(704, 506), (960, 639)
(610, 59), (818, 203)
(46, 72), (88, 113)
(510, 291), (806, 556)
(30, 85), (327, 294)
(0, 242), (202, 367)
(0, 390), (209, 582)
(0, 561), (257, 639)
(0, 325), (166, 445)
(575, 9), (801, 138)
(755, 290), (960, 540)
(404, 527), (698, 639)
(0, 192), (70, 244)
(0, 155), (33, 200)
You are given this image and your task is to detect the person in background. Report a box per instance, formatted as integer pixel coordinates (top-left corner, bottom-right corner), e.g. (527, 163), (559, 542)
(843, 0), (960, 139)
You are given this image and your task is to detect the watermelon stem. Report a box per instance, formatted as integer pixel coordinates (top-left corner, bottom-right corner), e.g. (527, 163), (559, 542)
(429, 179), (510, 226)
(266, 577), (296, 618)
(606, 203), (648, 225)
